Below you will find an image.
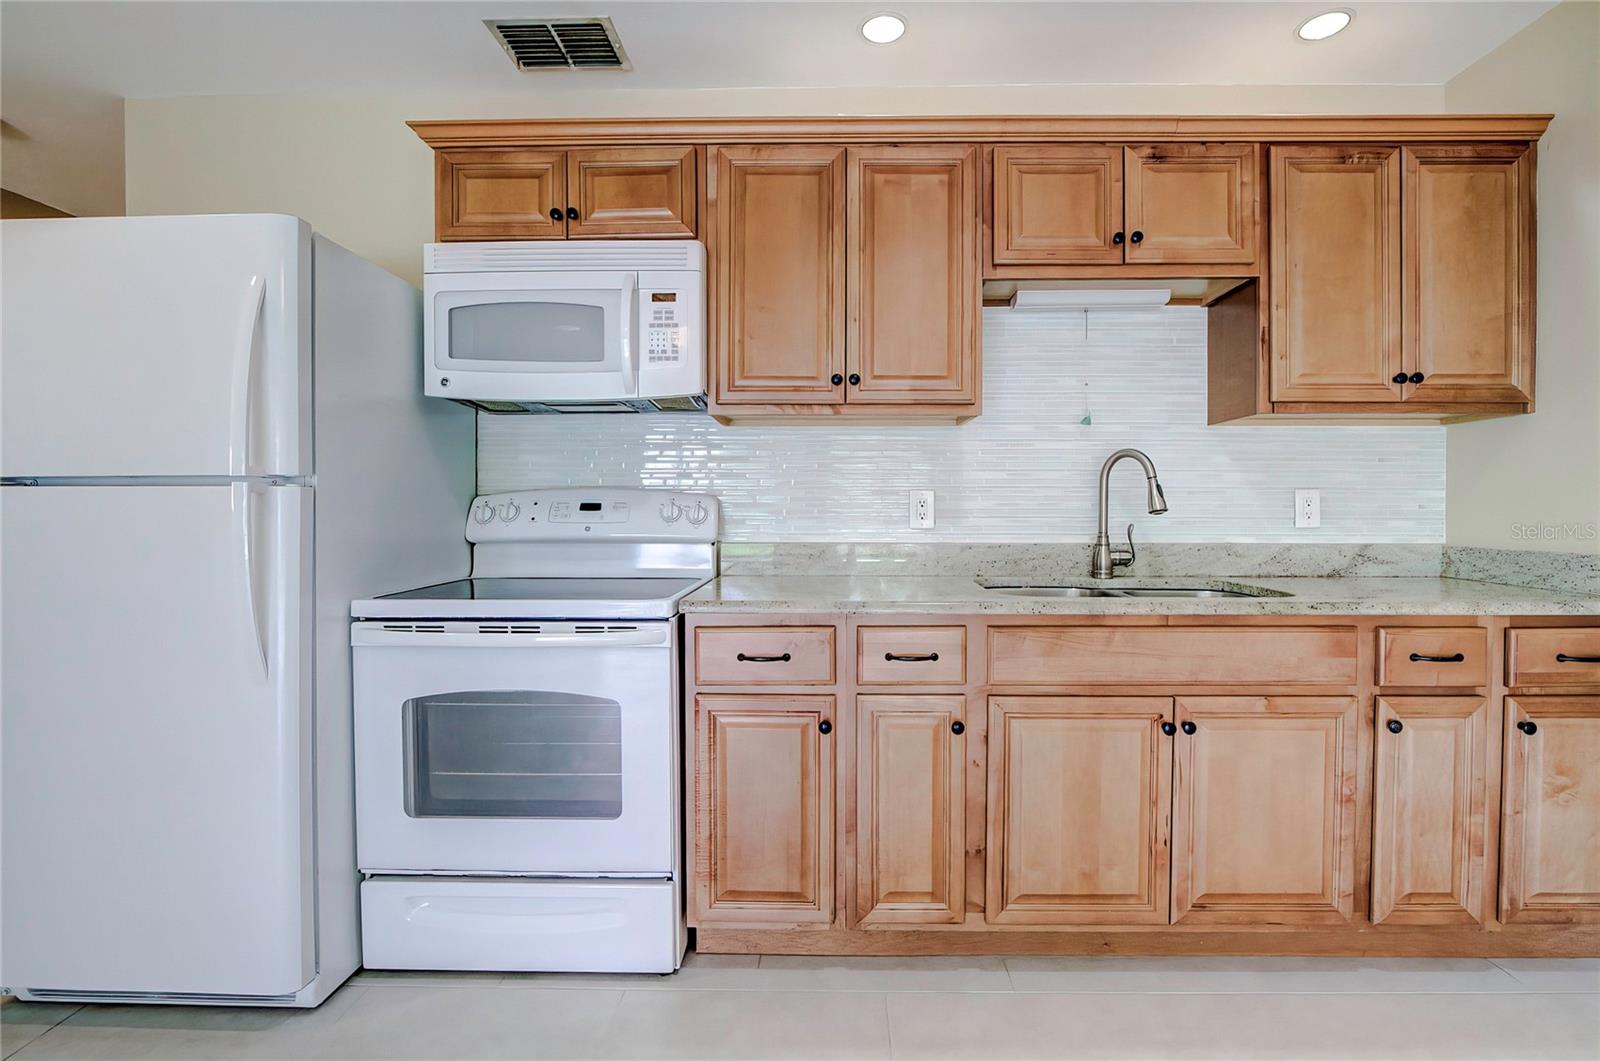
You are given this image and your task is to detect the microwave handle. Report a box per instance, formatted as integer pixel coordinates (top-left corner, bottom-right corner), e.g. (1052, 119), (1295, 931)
(619, 272), (638, 396)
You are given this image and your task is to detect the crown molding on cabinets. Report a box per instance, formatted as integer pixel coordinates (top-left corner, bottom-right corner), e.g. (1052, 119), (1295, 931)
(409, 114), (1553, 149)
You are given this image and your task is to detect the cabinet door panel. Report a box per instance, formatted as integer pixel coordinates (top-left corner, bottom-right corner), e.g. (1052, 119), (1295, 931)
(1172, 697), (1358, 925)
(696, 695), (835, 924)
(1269, 146), (1402, 403)
(1124, 144), (1258, 264)
(1501, 697), (1600, 923)
(1403, 145), (1534, 403)
(1372, 697), (1490, 925)
(711, 146), (846, 404)
(986, 697), (1172, 925)
(567, 147), (696, 237)
(436, 149), (565, 241)
(991, 145), (1124, 264)
(849, 145), (979, 403)
(855, 696), (965, 925)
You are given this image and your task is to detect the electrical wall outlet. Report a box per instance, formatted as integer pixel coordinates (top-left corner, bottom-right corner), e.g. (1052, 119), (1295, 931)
(1295, 489), (1322, 529)
(910, 490), (936, 529)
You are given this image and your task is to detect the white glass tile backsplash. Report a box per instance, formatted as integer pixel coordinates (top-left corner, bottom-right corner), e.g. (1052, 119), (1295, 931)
(478, 307), (1445, 543)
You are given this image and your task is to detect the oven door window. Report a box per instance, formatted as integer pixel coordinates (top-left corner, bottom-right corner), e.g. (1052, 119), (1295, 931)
(403, 690), (622, 819)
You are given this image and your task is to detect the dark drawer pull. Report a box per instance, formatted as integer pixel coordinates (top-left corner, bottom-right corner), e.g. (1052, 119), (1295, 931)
(1556, 653), (1600, 664)
(1160, 721), (1176, 736)
(950, 721), (965, 735)
(1408, 652), (1465, 663)
(1180, 720), (1197, 735)
(736, 652), (791, 663)
(1387, 719), (1404, 734)
(818, 719), (832, 735)
(1517, 720), (1538, 736)
(884, 652), (939, 663)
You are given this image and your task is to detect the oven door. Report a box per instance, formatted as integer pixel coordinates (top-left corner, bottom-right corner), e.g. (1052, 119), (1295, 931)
(423, 270), (638, 401)
(351, 621), (676, 875)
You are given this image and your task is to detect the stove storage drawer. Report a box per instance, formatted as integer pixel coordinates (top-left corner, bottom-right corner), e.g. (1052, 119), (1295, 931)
(694, 625), (837, 685)
(361, 876), (680, 973)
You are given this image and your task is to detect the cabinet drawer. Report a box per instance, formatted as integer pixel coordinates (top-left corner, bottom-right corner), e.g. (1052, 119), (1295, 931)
(694, 626), (836, 685)
(1378, 627), (1488, 687)
(857, 626), (966, 684)
(989, 626), (1357, 686)
(1508, 629), (1600, 687)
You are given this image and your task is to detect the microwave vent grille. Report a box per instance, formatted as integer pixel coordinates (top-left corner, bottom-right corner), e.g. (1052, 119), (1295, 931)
(425, 241), (704, 274)
(486, 18), (630, 71)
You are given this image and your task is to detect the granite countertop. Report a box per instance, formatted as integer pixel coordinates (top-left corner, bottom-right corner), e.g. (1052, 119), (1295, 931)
(681, 575), (1600, 616)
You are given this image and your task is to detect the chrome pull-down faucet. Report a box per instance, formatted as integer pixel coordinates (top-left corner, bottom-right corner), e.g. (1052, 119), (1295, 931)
(1090, 449), (1168, 578)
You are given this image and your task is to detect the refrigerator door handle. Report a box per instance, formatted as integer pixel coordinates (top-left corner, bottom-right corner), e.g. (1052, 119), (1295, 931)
(229, 275), (267, 477)
(618, 272), (637, 397)
(233, 481), (268, 676)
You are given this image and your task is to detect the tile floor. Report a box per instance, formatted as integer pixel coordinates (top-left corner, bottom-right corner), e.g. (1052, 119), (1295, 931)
(2, 955), (1596, 1060)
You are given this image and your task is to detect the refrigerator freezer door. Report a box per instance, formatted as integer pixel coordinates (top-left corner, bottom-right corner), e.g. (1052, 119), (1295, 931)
(1, 484), (314, 997)
(0, 215), (311, 478)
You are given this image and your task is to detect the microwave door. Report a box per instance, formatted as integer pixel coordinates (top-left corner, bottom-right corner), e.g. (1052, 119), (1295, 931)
(428, 273), (636, 401)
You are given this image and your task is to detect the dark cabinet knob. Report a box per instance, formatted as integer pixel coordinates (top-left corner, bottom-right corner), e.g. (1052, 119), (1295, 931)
(1160, 721), (1177, 736)
(818, 719), (833, 735)
(1517, 720), (1538, 736)
(1129, 230), (1144, 244)
(831, 373), (844, 386)
(951, 721), (965, 735)
(1392, 372), (1409, 385)
(1387, 719), (1404, 734)
(566, 206), (579, 221)
(848, 373), (861, 385)
(1180, 720), (1197, 735)
(1409, 372), (1425, 385)
(1112, 231), (1125, 246)
(548, 208), (563, 221)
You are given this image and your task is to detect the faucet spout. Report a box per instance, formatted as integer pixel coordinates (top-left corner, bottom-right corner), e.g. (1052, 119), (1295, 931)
(1090, 449), (1168, 579)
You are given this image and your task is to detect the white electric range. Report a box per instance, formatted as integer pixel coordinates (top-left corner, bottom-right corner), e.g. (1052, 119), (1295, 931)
(349, 487), (718, 973)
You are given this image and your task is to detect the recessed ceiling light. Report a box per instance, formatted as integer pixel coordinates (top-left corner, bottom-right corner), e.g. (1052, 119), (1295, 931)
(861, 13), (906, 45)
(1297, 9), (1352, 41)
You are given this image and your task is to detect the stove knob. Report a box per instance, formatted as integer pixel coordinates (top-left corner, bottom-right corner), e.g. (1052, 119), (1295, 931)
(501, 500), (521, 522)
(686, 501), (709, 526)
(659, 500), (683, 523)
(473, 502), (496, 525)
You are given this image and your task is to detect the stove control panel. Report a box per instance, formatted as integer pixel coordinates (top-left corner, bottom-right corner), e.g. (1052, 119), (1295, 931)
(466, 487), (719, 543)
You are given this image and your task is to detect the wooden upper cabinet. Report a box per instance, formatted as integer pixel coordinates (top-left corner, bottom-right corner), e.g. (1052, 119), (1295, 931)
(986, 697), (1173, 925)
(991, 145), (1123, 265)
(435, 148), (565, 241)
(1371, 697), (1490, 926)
(1403, 144), (1534, 403)
(565, 146), (696, 238)
(1172, 697), (1358, 925)
(695, 694), (836, 925)
(855, 696), (965, 926)
(848, 145), (979, 403)
(1500, 697), (1600, 923)
(1269, 146), (1402, 403)
(710, 145), (847, 405)
(1124, 144), (1258, 265)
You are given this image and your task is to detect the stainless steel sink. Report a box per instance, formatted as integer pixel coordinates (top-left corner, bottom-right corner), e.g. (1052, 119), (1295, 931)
(980, 582), (1290, 600)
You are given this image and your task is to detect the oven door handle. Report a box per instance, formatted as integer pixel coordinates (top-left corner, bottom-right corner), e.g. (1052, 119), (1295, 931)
(350, 624), (669, 648)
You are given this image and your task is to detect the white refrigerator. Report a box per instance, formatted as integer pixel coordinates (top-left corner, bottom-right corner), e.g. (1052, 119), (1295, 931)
(0, 215), (475, 1006)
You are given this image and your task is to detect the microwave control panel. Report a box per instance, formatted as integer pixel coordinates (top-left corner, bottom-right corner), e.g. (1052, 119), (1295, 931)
(643, 290), (687, 367)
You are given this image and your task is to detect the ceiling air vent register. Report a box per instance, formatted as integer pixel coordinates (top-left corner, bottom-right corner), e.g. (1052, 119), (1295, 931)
(486, 18), (631, 71)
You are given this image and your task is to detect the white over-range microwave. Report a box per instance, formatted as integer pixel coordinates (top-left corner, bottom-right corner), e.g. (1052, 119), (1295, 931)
(423, 240), (706, 413)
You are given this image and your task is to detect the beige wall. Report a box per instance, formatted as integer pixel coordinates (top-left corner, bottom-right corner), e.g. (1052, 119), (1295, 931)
(1444, 0), (1600, 554)
(125, 82), (1444, 285)
(1, 81), (124, 216)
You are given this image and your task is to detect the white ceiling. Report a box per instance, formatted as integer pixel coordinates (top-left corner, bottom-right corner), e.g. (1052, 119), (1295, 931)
(0, 1), (1559, 99)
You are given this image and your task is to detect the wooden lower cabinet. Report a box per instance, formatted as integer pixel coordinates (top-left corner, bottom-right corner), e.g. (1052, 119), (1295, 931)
(986, 697), (1172, 925)
(1499, 697), (1600, 923)
(695, 694), (837, 925)
(1171, 697), (1359, 925)
(854, 696), (966, 925)
(1372, 697), (1491, 925)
